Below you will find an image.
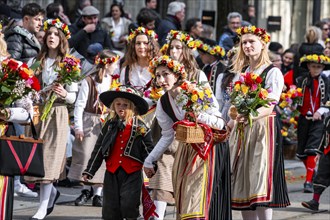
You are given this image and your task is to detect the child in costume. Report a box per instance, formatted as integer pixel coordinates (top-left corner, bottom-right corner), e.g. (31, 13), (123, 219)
(83, 85), (155, 220)
(296, 50), (330, 193)
(302, 115), (330, 211)
(68, 49), (119, 207)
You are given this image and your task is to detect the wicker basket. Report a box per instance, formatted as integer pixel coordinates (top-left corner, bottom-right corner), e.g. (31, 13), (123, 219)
(213, 128), (230, 143)
(175, 124), (205, 143)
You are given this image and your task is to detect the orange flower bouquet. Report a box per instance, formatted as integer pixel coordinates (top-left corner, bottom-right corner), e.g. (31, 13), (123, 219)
(0, 58), (40, 106)
(230, 72), (275, 127)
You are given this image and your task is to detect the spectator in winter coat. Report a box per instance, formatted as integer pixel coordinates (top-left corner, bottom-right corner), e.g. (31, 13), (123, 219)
(69, 6), (113, 63)
(5, 3), (44, 63)
(157, 2), (185, 46)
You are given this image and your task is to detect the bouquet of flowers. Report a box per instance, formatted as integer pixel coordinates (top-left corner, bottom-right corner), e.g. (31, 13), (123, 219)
(230, 72), (275, 127)
(176, 81), (215, 122)
(40, 54), (81, 121)
(278, 85), (303, 141)
(0, 58), (40, 106)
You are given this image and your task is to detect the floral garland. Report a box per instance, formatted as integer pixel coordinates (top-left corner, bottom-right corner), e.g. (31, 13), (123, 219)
(127, 26), (158, 43)
(159, 43), (169, 55)
(94, 54), (120, 65)
(236, 26), (270, 43)
(194, 39), (225, 57)
(226, 47), (238, 60)
(300, 54), (330, 65)
(149, 55), (186, 79)
(166, 30), (195, 49)
(325, 38), (330, 45)
(44, 18), (71, 39)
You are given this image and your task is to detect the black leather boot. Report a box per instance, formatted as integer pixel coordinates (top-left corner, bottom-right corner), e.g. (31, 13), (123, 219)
(74, 189), (93, 206)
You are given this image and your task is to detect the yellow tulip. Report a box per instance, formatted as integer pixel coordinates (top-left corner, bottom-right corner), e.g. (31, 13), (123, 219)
(191, 94), (198, 102)
(241, 84), (249, 95)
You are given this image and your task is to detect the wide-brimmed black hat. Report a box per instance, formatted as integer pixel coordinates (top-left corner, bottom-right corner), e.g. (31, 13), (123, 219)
(99, 85), (149, 115)
(300, 53), (330, 70)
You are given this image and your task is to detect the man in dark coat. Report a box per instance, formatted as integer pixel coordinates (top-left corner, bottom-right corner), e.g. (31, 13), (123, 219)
(5, 3), (44, 63)
(157, 1), (185, 46)
(218, 12), (242, 53)
(69, 5), (112, 63)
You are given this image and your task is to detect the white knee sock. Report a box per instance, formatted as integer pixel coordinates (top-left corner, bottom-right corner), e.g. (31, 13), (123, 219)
(92, 186), (103, 196)
(241, 210), (258, 220)
(14, 176), (21, 187)
(256, 207), (273, 220)
(32, 183), (52, 219)
(47, 185), (58, 209)
(154, 200), (167, 220)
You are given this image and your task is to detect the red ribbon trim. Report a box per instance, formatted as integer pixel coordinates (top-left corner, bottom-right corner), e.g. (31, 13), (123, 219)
(6, 140), (37, 175)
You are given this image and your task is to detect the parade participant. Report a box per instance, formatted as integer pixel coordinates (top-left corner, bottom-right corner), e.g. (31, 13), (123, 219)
(229, 26), (290, 220)
(195, 37), (226, 92)
(82, 85), (154, 220)
(215, 47), (240, 121)
(296, 51), (330, 193)
(68, 50), (119, 207)
(25, 19), (78, 220)
(301, 115), (330, 211)
(144, 55), (232, 220)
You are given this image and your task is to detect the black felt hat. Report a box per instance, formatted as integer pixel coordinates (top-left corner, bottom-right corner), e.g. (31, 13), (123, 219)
(99, 85), (149, 115)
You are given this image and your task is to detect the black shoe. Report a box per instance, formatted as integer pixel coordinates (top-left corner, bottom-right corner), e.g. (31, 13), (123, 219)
(74, 189), (93, 206)
(46, 190), (60, 216)
(92, 195), (103, 207)
(302, 199), (319, 211)
(303, 182), (314, 193)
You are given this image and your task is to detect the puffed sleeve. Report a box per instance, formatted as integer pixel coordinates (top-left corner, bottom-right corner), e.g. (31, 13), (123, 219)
(143, 100), (175, 168)
(264, 67), (284, 102)
(74, 79), (89, 131)
(197, 104), (225, 130)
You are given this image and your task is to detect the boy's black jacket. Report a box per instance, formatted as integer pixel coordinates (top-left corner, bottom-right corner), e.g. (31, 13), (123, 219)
(83, 116), (154, 178)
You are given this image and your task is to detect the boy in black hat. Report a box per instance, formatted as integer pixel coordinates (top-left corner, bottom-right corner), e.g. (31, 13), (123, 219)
(296, 51), (330, 193)
(302, 115), (330, 211)
(195, 37), (227, 93)
(82, 85), (155, 220)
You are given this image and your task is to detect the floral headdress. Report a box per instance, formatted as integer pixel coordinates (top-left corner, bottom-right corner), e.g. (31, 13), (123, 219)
(325, 38), (330, 45)
(166, 30), (195, 49)
(226, 47), (238, 60)
(44, 18), (71, 39)
(149, 55), (186, 79)
(194, 39), (225, 57)
(236, 26), (270, 43)
(94, 54), (120, 65)
(127, 26), (158, 43)
(159, 43), (169, 55)
(300, 54), (330, 70)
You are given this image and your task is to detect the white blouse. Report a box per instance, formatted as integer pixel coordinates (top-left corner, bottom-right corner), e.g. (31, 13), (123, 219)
(215, 73), (240, 107)
(74, 74), (112, 131)
(143, 86), (225, 168)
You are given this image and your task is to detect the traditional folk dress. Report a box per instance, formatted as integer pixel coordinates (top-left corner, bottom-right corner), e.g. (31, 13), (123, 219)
(25, 58), (78, 183)
(83, 117), (154, 219)
(229, 64), (290, 210)
(144, 91), (232, 220)
(202, 60), (226, 93)
(68, 74), (111, 183)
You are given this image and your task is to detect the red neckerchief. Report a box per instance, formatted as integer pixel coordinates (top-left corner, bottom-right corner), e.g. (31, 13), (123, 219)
(142, 183), (158, 219)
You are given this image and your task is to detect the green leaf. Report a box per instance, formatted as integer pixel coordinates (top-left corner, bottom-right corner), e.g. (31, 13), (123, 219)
(30, 60), (41, 71)
(1, 85), (11, 92)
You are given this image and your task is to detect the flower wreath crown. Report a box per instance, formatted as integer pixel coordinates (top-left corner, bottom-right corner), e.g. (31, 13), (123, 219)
(325, 38), (330, 45)
(236, 26), (270, 43)
(149, 55), (186, 79)
(159, 43), (169, 55)
(166, 30), (195, 49)
(95, 54), (120, 65)
(127, 26), (158, 43)
(44, 18), (71, 39)
(300, 54), (330, 65)
(194, 39), (225, 57)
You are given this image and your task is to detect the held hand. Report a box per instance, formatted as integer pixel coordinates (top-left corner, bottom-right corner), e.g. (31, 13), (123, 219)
(52, 84), (67, 98)
(84, 23), (96, 33)
(144, 167), (155, 178)
(75, 130), (84, 141)
(82, 174), (90, 182)
(313, 111), (322, 121)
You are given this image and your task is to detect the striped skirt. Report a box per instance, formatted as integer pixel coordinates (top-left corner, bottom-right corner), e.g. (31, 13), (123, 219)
(229, 114), (290, 210)
(172, 142), (231, 220)
(0, 175), (13, 220)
